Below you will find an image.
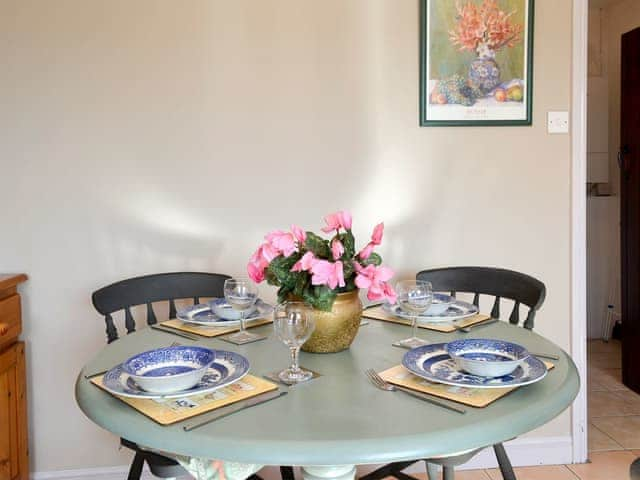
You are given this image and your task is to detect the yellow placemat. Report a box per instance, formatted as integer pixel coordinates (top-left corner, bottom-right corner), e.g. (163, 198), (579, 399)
(91, 374), (278, 425)
(159, 318), (272, 338)
(362, 306), (491, 333)
(379, 362), (554, 408)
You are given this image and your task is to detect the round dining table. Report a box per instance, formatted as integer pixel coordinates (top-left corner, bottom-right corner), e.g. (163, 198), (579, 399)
(75, 318), (579, 480)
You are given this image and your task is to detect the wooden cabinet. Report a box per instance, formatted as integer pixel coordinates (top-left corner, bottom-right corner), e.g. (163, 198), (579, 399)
(0, 275), (28, 480)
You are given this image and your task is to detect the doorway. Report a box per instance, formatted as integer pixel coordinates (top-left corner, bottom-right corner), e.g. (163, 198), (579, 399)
(586, 0), (640, 458)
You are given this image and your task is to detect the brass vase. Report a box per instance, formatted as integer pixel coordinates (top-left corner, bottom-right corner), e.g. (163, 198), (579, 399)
(302, 290), (363, 353)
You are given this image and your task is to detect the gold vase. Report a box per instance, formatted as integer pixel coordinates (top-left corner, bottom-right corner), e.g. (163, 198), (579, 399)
(301, 290), (363, 353)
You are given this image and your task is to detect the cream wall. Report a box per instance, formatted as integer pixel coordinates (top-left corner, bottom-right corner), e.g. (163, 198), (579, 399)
(0, 0), (573, 473)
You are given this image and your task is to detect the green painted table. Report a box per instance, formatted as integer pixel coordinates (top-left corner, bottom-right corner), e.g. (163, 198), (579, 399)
(75, 320), (579, 480)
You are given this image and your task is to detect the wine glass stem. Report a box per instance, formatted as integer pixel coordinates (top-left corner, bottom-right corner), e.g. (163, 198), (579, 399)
(239, 311), (246, 333)
(289, 347), (300, 373)
(412, 315), (418, 339)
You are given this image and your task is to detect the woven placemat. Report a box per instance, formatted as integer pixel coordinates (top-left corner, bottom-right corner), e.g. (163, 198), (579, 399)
(362, 306), (491, 333)
(379, 362), (554, 408)
(91, 374), (278, 425)
(159, 318), (272, 338)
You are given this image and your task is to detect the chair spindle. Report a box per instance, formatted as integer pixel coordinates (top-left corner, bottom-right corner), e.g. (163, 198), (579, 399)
(491, 296), (501, 319)
(524, 310), (536, 330)
(193, 296), (200, 305)
(105, 314), (118, 343)
(509, 301), (520, 326)
(450, 291), (456, 298)
(472, 293), (480, 307)
(169, 299), (177, 319)
(146, 303), (157, 325)
(124, 307), (135, 334)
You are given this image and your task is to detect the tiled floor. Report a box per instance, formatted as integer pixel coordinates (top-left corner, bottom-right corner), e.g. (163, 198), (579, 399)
(411, 339), (640, 479)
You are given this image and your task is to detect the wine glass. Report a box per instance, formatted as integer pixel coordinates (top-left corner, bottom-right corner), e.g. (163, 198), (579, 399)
(223, 278), (263, 344)
(273, 302), (316, 383)
(395, 280), (433, 348)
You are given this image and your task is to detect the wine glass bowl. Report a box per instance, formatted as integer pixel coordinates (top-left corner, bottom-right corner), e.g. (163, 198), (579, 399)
(222, 278), (263, 344)
(273, 302), (315, 383)
(395, 280), (433, 349)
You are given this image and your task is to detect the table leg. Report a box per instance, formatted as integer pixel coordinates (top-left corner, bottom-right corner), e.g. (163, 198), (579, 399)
(301, 465), (356, 480)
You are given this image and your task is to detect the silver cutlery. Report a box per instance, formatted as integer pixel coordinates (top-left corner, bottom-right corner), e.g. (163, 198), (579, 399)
(456, 317), (499, 333)
(182, 389), (288, 431)
(151, 324), (199, 341)
(83, 342), (182, 379)
(365, 369), (466, 414)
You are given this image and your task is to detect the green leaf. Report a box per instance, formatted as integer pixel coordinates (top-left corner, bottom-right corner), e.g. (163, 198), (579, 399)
(266, 255), (299, 289)
(304, 232), (331, 259)
(312, 285), (337, 311)
(361, 252), (382, 266)
(341, 230), (356, 259)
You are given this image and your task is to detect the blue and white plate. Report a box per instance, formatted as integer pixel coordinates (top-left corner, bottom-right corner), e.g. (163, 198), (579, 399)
(402, 343), (547, 389)
(383, 296), (479, 323)
(122, 346), (216, 394)
(177, 300), (273, 327)
(102, 350), (250, 399)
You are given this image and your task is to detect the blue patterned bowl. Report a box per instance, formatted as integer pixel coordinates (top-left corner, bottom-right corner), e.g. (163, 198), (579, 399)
(209, 298), (257, 320)
(446, 339), (530, 378)
(428, 293), (455, 316)
(122, 346), (216, 394)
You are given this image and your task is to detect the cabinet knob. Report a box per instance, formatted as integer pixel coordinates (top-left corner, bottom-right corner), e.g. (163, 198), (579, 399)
(0, 323), (7, 336)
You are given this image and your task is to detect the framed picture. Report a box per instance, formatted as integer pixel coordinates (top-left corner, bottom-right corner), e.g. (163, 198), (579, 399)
(420, 0), (534, 126)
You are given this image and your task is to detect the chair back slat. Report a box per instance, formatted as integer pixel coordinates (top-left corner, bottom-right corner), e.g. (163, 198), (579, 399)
(146, 303), (157, 325)
(509, 301), (521, 325)
(472, 293), (480, 307)
(193, 296), (200, 305)
(491, 296), (501, 319)
(105, 313), (118, 344)
(450, 291), (456, 298)
(124, 307), (135, 334)
(92, 272), (231, 343)
(416, 267), (545, 330)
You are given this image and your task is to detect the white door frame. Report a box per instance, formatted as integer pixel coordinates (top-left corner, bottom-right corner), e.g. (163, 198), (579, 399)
(571, 0), (588, 464)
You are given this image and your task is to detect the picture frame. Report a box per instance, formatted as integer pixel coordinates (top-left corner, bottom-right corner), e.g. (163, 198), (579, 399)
(420, 0), (535, 126)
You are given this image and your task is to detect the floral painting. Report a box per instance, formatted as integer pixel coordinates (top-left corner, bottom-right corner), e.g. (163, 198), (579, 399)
(420, 0), (534, 126)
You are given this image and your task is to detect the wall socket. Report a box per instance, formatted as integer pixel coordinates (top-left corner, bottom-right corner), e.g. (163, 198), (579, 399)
(547, 111), (570, 134)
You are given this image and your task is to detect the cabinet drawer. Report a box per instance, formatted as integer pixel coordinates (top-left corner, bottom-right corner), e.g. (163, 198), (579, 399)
(0, 296), (21, 351)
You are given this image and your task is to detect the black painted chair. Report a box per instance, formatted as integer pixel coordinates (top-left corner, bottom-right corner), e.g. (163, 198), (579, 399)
(92, 272), (296, 480)
(361, 267), (546, 480)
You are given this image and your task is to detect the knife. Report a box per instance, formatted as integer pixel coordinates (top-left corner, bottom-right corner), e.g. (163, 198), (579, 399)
(151, 324), (199, 341)
(182, 390), (288, 431)
(392, 385), (466, 414)
(458, 317), (499, 333)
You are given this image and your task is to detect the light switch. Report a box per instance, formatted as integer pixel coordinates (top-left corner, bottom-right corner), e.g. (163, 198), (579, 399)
(548, 111), (570, 134)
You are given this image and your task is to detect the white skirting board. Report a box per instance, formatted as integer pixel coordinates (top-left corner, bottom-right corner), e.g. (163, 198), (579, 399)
(30, 436), (573, 480)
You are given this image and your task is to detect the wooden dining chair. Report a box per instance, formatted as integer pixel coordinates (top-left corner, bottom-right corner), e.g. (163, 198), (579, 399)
(361, 266), (546, 480)
(91, 272), (296, 480)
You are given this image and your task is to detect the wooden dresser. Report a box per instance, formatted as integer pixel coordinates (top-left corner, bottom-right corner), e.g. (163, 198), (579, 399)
(0, 274), (28, 480)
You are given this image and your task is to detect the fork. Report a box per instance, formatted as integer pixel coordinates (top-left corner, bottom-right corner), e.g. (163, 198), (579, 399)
(365, 369), (466, 414)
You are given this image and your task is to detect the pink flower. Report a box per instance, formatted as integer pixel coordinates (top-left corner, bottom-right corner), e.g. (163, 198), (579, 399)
(321, 211), (353, 233)
(247, 243), (279, 283)
(291, 224), (307, 244)
(358, 243), (375, 260)
(354, 263), (396, 303)
(291, 251), (316, 272)
(247, 262), (265, 283)
(371, 223), (384, 245)
(265, 230), (298, 257)
(311, 260), (346, 290)
(358, 222), (384, 259)
(331, 239), (345, 260)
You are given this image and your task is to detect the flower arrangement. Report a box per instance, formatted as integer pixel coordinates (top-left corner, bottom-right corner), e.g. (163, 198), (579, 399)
(247, 211), (397, 311)
(449, 0), (523, 58)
